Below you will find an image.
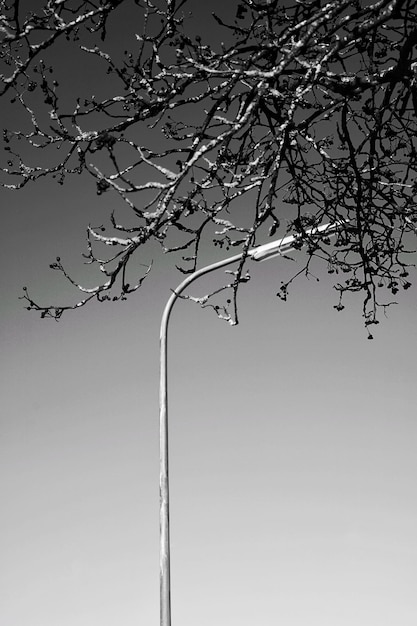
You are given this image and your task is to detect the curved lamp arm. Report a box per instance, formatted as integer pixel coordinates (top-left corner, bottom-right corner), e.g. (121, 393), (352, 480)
(159, 220), (344, 626)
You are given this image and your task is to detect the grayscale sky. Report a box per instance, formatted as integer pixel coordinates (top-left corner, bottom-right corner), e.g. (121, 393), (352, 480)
(1, 2), (417, 626)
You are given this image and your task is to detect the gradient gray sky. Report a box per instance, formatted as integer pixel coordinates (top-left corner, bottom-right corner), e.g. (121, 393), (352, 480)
(1, 2), (417, 625)
(2, 173), (417, 626)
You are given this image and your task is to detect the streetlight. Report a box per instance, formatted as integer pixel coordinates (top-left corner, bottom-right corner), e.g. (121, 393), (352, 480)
(159, 220), (344, 626)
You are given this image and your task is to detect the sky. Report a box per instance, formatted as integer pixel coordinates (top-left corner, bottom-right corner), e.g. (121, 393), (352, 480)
(1, 2), (417, 626)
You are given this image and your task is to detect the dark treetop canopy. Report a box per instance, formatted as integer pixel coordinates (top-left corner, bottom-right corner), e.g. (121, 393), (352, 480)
(1, 0), (417, 334)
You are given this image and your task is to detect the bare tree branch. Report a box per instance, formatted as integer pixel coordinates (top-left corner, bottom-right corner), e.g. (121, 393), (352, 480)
(1, 0), (417, 332)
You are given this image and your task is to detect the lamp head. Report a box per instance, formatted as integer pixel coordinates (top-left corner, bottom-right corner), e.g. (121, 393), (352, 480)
(249, 220), (347, 262)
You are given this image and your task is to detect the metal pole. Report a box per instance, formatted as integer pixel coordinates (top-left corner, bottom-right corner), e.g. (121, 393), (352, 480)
(159, 252), (243, 626)
(158, 221), (344, 626)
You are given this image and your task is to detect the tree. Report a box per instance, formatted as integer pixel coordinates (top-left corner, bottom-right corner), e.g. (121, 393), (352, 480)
(1, 0), (417, 335)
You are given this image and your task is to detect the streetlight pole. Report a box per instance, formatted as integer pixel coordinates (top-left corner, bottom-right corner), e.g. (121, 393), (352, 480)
(159, 221), (344, 626)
